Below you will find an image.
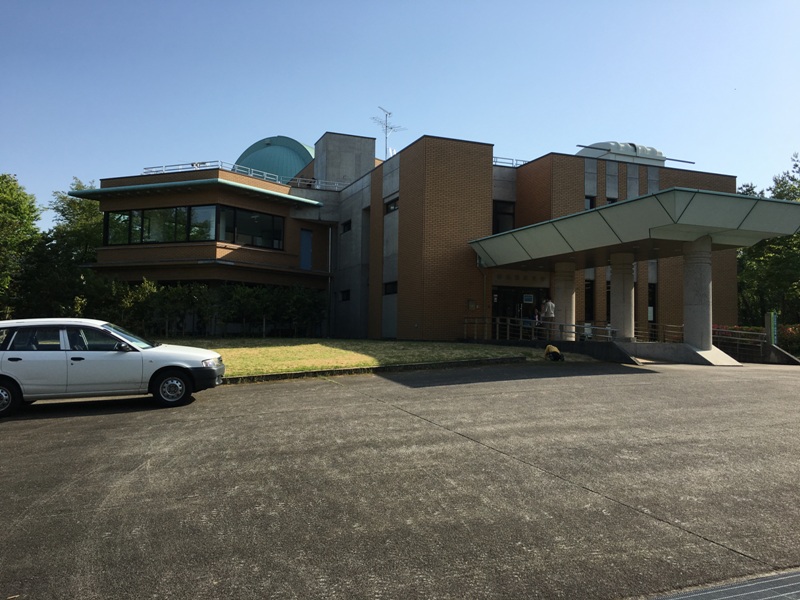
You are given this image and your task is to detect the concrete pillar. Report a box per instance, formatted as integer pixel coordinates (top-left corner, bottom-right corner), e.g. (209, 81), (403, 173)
(553, 262), (576, 341)
(610, 253), (635, 341)
(683, 236), (713, 350)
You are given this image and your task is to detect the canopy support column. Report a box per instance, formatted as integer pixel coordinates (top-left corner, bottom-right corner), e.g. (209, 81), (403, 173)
(610, 253), (635, 342)
(683, 235), (713, 351)
(553, 262), (576, 341)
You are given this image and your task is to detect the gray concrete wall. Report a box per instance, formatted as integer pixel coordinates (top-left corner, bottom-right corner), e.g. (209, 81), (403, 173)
(315, 133), (376, 185)
(493, 166), (516, 202)
(332, 176), (372, 338)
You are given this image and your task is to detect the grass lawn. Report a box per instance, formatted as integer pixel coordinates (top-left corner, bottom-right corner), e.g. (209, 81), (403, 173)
(166, 338), (541, 378)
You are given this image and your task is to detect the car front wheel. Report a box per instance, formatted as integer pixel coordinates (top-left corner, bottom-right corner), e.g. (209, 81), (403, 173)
(0, 379), (22, 418)
(152, 370), (192, 407)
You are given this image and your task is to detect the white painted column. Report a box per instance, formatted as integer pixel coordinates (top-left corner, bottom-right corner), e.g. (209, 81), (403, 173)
(610, 253), (635, 341)
(553, 262), (576, 341)
(683, 235), (713, 350)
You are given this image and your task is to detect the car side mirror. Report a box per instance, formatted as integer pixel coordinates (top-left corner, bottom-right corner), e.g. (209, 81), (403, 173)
(115, 342), (133, 352)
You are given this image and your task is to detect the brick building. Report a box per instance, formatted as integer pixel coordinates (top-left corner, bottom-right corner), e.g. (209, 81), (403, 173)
(74, 132), (785, 345)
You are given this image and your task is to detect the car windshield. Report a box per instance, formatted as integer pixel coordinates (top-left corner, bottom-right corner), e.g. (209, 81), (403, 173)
(102, 323), (157, 349)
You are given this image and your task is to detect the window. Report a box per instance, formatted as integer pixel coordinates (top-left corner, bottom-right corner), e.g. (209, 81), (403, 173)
(585, 196), (596, 211)
(384, 199), (398, 214)
(341, 220), (352, 234)
(220, 206), (236, 243)
(300, 229), (312, 270)
(384, 281), (398, 295)
(606, 162), (618, 201)
(647, 166), (660, 194)
(66, 327), (120, 351)
(142, 207), (185, 243)
(9, 327), (61, 351)
(189, 205), (216, 241)
(340, 289), (351, 301)
(584, 158), (598, 198)
(107, 206), (215, 245)
(108, 212), (130, 245)
(626, 165), (640, 199)
(493, 201), (515, 234)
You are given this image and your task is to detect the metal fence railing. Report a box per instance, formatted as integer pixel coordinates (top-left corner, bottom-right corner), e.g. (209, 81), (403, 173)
(142, 161), (348, 191)
(712, 327), (768, 363)
(634, 322), (684, 343)
(463, 317), (616, 342)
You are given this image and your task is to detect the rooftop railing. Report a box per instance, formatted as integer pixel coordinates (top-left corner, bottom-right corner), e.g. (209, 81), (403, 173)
(493, 156), (531, 167)
(142, 161), (349, 191)
(143, 157), (532, 190)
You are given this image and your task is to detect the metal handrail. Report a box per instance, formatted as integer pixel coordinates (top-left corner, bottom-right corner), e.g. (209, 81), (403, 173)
(492, 156), (531, 168)
(142, 161), (348, 191)
(712, 327), (767, 344)
(634, 322), (684, 343)
(463, 317), (617, 342)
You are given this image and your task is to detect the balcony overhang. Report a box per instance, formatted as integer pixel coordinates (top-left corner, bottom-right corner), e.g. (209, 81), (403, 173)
(469, 188), (800, 270)
(70, 178), (323, 207)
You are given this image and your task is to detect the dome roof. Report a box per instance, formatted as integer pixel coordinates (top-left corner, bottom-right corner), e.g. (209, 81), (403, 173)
(235, 135), (314, 181)
(577, 142), (666, 166)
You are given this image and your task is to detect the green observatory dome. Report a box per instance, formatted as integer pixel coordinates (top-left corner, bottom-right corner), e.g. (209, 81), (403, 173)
(235, 135), (314, 181)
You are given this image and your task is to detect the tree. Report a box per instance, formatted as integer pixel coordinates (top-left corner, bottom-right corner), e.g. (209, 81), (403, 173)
(10, 178), (104, 318)
(0, 174), (40, 316)
(48, 177), (102, 264)
(738, 154), (800, 325)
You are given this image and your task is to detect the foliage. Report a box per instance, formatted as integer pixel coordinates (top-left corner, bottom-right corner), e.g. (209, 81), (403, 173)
(737, 154), (800, 325)
(778, 324), (800, 356)
(0, 174), (41, 315)
(48, 177), (102, 264)
(11, 178), (103, 318)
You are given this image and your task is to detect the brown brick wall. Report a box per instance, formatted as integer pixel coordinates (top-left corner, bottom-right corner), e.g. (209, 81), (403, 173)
(516, 155), (553, 225)
(102, 168), (292, 195)
(660, 168), (736, 193)
(657, 256), (684, 326)
(712, 249), (738, 326)
(550, 155), (585, 218)
(396, 137), (493, 340)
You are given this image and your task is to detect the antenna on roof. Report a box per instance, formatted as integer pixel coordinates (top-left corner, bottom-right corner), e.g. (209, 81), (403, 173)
(372, 106), (406, 160)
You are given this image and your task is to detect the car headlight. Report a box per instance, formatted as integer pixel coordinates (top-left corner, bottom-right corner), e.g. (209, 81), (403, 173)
(202, 357), (221, 368)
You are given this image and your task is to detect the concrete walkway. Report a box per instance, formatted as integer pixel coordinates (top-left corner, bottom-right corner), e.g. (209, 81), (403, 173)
(1, 361), (799, 599)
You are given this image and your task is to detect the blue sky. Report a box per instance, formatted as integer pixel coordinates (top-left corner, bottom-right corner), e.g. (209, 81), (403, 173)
(3, 0), (798, 229)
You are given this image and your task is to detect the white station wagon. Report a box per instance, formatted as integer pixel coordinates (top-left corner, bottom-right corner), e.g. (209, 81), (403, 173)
(0, 318), (225, 417)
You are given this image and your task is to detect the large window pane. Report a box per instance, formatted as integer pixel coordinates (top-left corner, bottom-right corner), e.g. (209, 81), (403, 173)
(271, 216), (284, 249)
(237, 210), (271, 247)
(220, 206), (235, 243)
(189, 205), (216, 241)
(142, 208), (186, 242)
(108, 212), (130, 245)
(130, 210), (143, 243)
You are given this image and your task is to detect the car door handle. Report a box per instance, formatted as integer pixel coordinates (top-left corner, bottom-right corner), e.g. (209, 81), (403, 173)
(8, 357), (21, 362)
(71, 357), (85, 361)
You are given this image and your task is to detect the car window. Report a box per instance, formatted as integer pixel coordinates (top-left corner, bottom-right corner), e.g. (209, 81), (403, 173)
(68, 327), (121, 351)
(102, 323), (154, 349)
(0, 328), (9, 350)
(9, 327), (63, 351)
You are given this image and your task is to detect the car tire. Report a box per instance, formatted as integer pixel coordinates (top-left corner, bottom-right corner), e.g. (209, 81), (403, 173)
(152, 370), (192, 407)
(0, 379), (22, 418)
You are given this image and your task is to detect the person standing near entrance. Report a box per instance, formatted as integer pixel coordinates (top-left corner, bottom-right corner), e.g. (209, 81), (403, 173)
(542, 297), (555, 338)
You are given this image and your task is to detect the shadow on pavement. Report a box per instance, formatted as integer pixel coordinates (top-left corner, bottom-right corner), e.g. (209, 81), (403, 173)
(1, 396), (195, 422)
(377, 359), (658, 388)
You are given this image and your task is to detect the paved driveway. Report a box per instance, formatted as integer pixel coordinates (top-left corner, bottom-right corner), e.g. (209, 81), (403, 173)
(2, 361), (799, 599)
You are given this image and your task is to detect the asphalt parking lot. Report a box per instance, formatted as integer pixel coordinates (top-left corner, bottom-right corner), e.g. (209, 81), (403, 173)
(2, 361), (799, 599)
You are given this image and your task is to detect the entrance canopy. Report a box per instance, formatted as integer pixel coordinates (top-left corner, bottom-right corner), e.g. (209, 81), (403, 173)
(470, 188), (800, 270)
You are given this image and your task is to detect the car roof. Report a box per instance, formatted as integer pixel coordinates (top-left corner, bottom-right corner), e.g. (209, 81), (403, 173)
(0, 318), (110, 328)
